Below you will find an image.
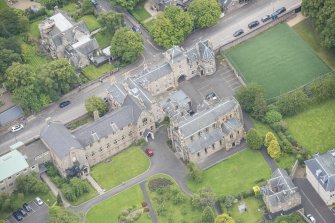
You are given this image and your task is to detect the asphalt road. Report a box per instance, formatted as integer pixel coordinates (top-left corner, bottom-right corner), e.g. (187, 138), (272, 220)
(0, 0), (301, 154)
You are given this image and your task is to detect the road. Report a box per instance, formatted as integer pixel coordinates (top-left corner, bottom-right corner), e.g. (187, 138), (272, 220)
(0, 0), (301, 153)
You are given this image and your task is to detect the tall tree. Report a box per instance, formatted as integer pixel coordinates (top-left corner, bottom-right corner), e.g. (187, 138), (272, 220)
(111, 27), (144, 63)
(85, 96), (108, 117)
(0, 49), (22, 82)
(267, 138), (281, 159)
(151, 17), (175, 49)
(214, 214), (236, 223)
(201, 206), (215, 223)
(5, 63), (36, 92)
(0, 8), (29, 37)
(47, 206), (81, 223)
(98, 12), (124, 36)
(81, 0), (95, 15)
(111, 0), (140, 10)
(187, 162), (203, 183)
(275, 90), (309, 116)
(246, 128), (263, 150)
(191, 187), (217, 210)
(188, 0), (221, 29)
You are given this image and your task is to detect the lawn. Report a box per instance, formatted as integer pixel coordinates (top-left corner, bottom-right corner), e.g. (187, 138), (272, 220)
(285, 99), (335, 154)
(187, 149), (271, 196)
(29, 18), (45, 39)
(251, 118), (272, 136)
(130, 1), (151, 22)
(18, 38), (49, 70)
(225, 24), (331, 99)
(82, 63), (114, 80)
(146, 174), (202, 223)
(86, 185), (151, 223)
(91, 147), (150, 190)
(143, 19), (156, 33)
(94, 31), (113, 48)
(293, 18), (335, 70)
(227, 197), (264, 223)
(69, 115), (93, 130)
(71, 182), (97, 206)
(81, 15), (100, 32)
(275, 153), (296, 171)
(61, 2), (79, 14)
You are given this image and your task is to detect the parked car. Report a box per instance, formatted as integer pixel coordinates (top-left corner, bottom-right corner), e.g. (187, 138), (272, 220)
(206, 92), (217, 100)
(11, 124), (24, 133)
(23, 203), (33, 212)
(306, 214), (316, 223)
(18, 208), (27, 217)
(275, 7), (286, 15)
(12, 211), (23, 221)
(261, 15), (271, 22)
(59, 100), (71, 108)
(35, 197), (44, 206)
(132, 25), (141, 33)
(145, 148), (154, 157)
(248, 20), (260, 29)
(233, 29), (244, 37)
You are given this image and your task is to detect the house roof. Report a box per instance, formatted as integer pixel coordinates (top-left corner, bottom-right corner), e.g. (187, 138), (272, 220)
(198, 40), (214, 61)
(73, 37), (99, 55)
(0, 150), (29, 182)
(178, 98), (238, 138)
(134, 63), (172, 84)
(40, 122), (83, 159)
(0, 105), (24, 126)
(305, 149), (335, 192)
(188, 128), (224, 154)
(107, 83), (127, 105)
(166, 46), (185, 64)
(50, 12), (73, 32)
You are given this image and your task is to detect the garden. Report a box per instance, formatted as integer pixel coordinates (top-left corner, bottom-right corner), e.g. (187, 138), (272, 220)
(90, 147), (150, 190)
(85, 185), (151, 223)
(225, 24), (331, 99)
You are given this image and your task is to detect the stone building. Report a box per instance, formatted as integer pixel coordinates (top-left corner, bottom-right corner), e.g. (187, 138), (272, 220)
(261, 169), (302, 214)
(305, 149), (335, 205)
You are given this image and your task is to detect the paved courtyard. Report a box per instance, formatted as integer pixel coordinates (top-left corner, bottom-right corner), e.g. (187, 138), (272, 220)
(6, 200), (48, 223)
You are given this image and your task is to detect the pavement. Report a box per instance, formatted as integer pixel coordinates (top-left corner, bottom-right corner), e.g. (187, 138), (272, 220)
(6, 200), (48, 223)
(140, 181), (158, 223)
(260, 147), (278, 171)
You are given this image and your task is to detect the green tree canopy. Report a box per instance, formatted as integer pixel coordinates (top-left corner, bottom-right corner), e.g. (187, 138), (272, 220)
(188, 0), (221, 29)
(151, 17), (175, 49)
(246, 128), (263, 150)
(16, 173), (48, 195)
(81, 0), (95, 15)
(214, 214), (236, 223)
(275, 90), (309, 116)
(47, 206), (81, 223)
(112, 0), (141, 10)
(310, 74), (335, 101)
(264, 110), (282, 124)
(201, 206), (215, 223)
(0, 8), (29, 37)
(98, 12), (124, 35)
(187, 162), (203, 183)
(0, 49), (22, 82)
(5, 63), (36, 91)
(85, 96), (108, 117)
(111, 27), (144, 63)
(264, 131), (276, 147)
(267, 138), (281, 159)
(191, 187), (217, 210)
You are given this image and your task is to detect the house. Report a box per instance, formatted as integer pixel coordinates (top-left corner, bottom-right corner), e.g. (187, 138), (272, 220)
(261, 169), (302, 214)
(39, 10), (107, 68)
(152, 0), (190, 11)
(305, 149), (335, 205)
(0, 150), (39, 194)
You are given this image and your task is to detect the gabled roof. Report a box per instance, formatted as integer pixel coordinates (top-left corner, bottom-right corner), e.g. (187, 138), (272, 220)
(166, 46), (185, 64)
(107, 83), (127, 105)
(134, 63), (172, 84)
(305, 149), (335, 192)
(0, 150), (29, 182)
(198, 40), (214, 61)
(188, 128), (224, 154)
(41, 122), (83, 159)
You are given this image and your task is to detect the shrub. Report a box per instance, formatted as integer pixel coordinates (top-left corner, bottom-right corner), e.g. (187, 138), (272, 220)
(148, 178), (173, 192)
(141, 201), (147, 207)
(143, 207), (150, 212)
(264, 110), (282, 124)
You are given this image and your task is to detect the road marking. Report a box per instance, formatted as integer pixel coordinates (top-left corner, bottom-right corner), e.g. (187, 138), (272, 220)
(300, 189), (327, 223)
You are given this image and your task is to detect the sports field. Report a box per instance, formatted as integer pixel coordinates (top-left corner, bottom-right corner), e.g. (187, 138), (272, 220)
(226, 24), (331, 98)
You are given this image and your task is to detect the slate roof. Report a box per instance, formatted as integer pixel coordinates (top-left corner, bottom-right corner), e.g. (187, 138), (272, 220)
(186, 48), (199, 62)
(0, 105), (23, 126)
(161, 90), (192, 121)
(166, 46), (185, 64)
(40, 122), (83, 159)
(127, 78), (153, 109)
(198, 40), (214, 61)
(107, 83), (127, 105)
(134, 63), (172, 84)
(0, 150), (29, 182)
(178, 98), (238, 138)
(305, 149), (335, 192)
(73, 37), (99, 55)
(188, 128), (224, 154)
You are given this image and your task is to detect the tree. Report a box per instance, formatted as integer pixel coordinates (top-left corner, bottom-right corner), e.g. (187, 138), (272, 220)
(81, 0), (95, 15)
(47, 206), (81, 223)
(267, 138), (281, 159)
(111, 0), (141, 10)
(224, 194), (235, 209)
(16, 173), (48, 195)
(111, 27), (144, 63)
(5, 63), (36, 91)
(85, 96), (108, 117)
(214, 214), (236, 223)
(310, 74), (335, 101)
(276, 90), (309, 116)
(246, 128), (263, 150)
(191, 187), (217, 210)
(98, 12), (124, 36)
(151, 17), (175, 49)
(264, 132), (276, 147)
(0, 49), (22, 82)
(0, 8), (29, 37)
(187, 162), (203, 183)
(40, 59), (78, 99)
(264, 110), (282, 124)
(188, 0), (221, 29)
(201, 206), (215, 223)
(235, 83), (267, 119)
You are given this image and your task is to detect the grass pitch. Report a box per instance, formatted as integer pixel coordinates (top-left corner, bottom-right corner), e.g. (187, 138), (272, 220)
(226, 24), (331, 98)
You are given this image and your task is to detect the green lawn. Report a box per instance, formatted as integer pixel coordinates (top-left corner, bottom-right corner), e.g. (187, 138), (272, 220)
(86, 185), (151, 223)
(293, 18), (335, 70)
(187, 149), (271, 196)
(70, 115), (93, 130)
(71, 181), (97, 206)
(61, 2), (79, 14)
(131, 1), (151, 22)
(251, 118), (272, 136)
(29, 18), (45, 39)
(81, 15), (100, 32)
(82, 63), (114, 80)
(228, 197), (264, 223)
(19, 38), (49, 70)
(91, 147), (150, 190)
(285, 99), (335, 154)
(226, 24), (331, 99)
(275, 153), (296, 171)
(147, 174), (202, 223)
(94, 31), (113, 48)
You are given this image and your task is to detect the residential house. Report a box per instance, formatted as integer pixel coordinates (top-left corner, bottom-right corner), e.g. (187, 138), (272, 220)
(305, 149), (335, 205)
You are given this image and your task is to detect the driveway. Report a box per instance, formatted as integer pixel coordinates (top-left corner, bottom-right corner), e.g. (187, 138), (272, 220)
(6, 200), (48, 223)
(293, 177), (335, 223)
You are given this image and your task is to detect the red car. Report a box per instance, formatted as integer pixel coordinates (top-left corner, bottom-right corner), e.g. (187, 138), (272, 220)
(145, 148), (153, 157)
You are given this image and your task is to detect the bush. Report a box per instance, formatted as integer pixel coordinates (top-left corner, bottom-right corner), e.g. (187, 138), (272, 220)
(264, 110), (282, 124)
(143, 207), (150, 212)
(141, 201), (147, 207)
(148, 178), (173, 192)
(26, 8), (47, 21)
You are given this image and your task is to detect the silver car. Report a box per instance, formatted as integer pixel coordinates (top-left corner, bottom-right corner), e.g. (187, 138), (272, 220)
(11, 124), (24, 133)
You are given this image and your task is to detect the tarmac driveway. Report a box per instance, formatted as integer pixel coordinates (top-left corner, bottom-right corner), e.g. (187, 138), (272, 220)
(6, 200), (48, 223)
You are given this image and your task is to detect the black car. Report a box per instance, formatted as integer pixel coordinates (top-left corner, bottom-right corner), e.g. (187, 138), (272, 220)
(13, 211), (23, 221)
(248, 20), (260, 29)
(233, 29), (244, 37)
(132, 26), (141, 33)
(18, 208), (27, 216)
(23, 203), (33, 212)
(275, 7), (286, 15)
(59, 100), (71, 108)
(261, 15), (271, 23)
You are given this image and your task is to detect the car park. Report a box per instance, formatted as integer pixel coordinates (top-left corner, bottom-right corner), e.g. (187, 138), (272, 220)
(59, 100), (71, 108)
(145, 148), (153, 157)
(11, 124), (24, 133)
(18, 208), (27, 217)
(261, 15), (271, 22)
(35, 197), (44, 206)
(306, 214), (316, 223)
(206, 92), (217, 100)
(23, 203), (32, 212)
(233, 29), (244, 37)
(248, 20), (260, 29)
(12, 211), (23, 221)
